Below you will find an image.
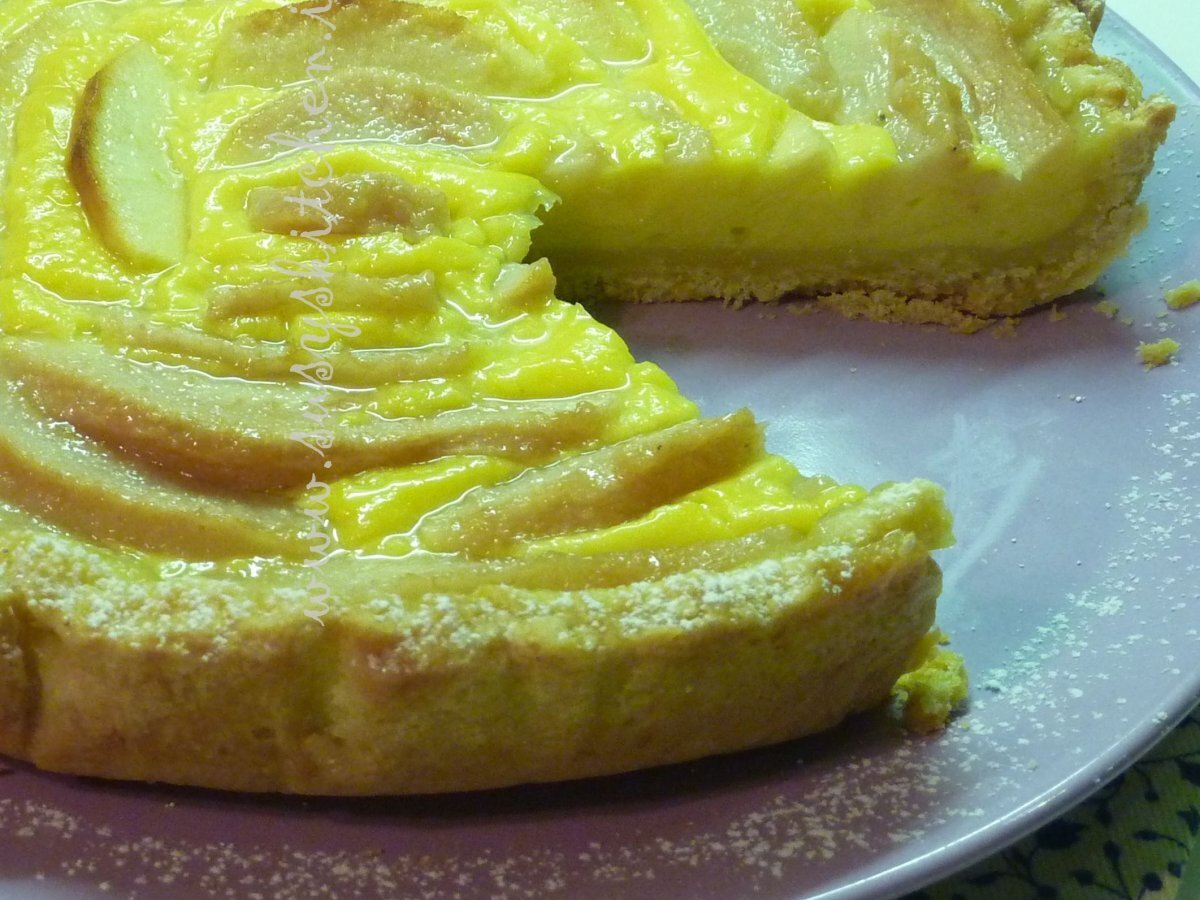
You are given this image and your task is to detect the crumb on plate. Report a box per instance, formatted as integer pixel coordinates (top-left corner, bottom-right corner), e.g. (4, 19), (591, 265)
(1138, 337), (1180, 369)
(893, 630), (969, 734)
(1165, 280), (1200, 310)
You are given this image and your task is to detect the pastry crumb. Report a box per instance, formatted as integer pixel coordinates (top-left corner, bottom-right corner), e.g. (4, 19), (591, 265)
(1093, 299), (1120, 319)
(991, 317), (1019, 338)
(785, 301), (819, 318)
(893, 630), (968, 734)
(1049, 304), (1067, 322)
(1138, 337), (1180, 369)
(1165, 280), (1200, 310)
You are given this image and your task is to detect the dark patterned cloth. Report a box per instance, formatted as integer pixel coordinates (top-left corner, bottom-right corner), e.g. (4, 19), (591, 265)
(911, 706), (1200, 900)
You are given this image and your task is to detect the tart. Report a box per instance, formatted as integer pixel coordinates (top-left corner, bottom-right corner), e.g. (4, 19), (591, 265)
(0, 0), (1168, 795)
(0, 0), (973, 794)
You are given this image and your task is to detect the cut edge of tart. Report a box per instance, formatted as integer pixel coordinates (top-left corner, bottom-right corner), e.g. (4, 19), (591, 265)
(527, 0), (1176, 327)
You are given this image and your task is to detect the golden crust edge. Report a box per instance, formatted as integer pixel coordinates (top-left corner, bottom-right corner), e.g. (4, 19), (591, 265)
(0, 481), (952, 795)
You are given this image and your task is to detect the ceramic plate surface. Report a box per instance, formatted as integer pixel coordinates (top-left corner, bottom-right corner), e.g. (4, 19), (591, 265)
(2, 13), (1199, 900)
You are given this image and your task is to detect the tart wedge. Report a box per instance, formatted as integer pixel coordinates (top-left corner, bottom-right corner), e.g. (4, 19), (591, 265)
(204, 0), (1173, 328)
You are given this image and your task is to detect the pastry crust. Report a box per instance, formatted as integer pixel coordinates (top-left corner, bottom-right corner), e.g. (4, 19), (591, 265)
(0, 482), (949, 794)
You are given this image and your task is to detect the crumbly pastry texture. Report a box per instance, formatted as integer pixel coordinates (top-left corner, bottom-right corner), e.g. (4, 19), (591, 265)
(0, 485), (950, 794)
(0, 0), (1172, 794)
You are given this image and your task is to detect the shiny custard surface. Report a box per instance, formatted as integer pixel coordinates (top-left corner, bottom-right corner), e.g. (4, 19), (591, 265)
(0, 0), (899, 572)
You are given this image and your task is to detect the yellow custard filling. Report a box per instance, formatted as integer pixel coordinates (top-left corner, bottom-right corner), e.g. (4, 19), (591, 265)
(0, 0), (1167, 568)
(0, 26), (851, 569)
(0, 0), (985, 795)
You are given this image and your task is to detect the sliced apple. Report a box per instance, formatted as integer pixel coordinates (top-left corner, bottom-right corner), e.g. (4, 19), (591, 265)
(92, 308), (467, 385)
(854, 0), (1069, 171)
(246, 173), (450, 238)
(822, 9), (973, 161)
(325, 527), (797, 595)
(220, 69), (497, 165)
(68, 42), (187, 272)
(0, 382), (307, 560)
(492, 259), (558, 311)
(210, 0), (556, 96)
(417, 411), (763, 557)
(208, 272), (440, 320)
(1, 337), (610, 492)
(685, 0), (840, 121)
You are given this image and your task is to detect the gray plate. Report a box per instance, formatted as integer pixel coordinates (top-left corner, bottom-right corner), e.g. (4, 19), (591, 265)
(2, 14), (1199, 900)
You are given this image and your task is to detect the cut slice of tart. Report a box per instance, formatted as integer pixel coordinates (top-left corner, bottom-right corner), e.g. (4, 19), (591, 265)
(200, 0), (1173, 328)
(0, 2), (966, 793)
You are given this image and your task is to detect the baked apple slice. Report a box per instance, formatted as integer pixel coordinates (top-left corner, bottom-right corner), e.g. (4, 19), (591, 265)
(0, 337), (611, 492)
(418, 411), (764, 556)
(245, 174), (451, 238)
(68, 42), (187, 271)
(207, 272), (440, 320)
(0, 381), (307, 561)
(221, 70), (497, 165)
(92, 308), (467, 385)
(209, 0), (558, 96)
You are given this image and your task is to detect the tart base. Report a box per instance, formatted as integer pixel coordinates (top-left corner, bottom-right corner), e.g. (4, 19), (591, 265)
(0, 481), (952, 795)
